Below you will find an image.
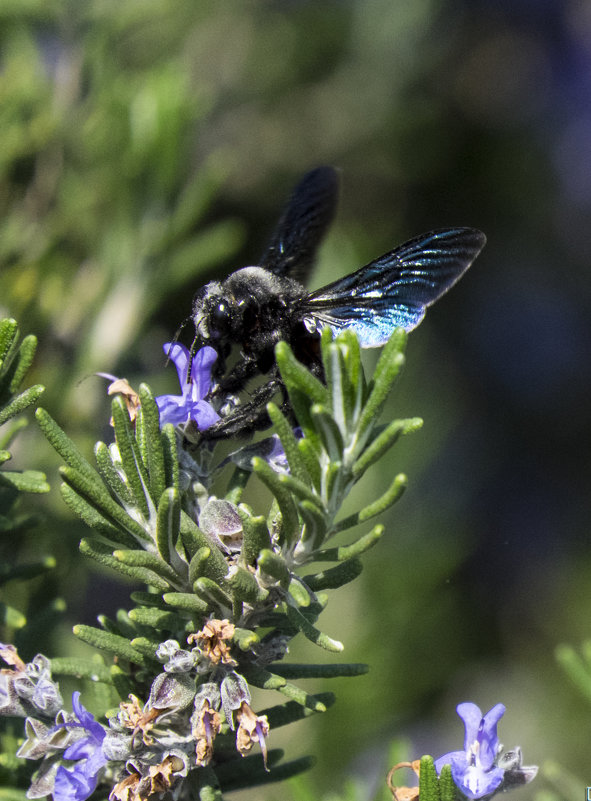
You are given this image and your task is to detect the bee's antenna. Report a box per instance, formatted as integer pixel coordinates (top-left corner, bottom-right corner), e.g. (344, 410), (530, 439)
(165, 315), (199, 382)
(187, 332), (200, 382)
(165, 316), (190, 363)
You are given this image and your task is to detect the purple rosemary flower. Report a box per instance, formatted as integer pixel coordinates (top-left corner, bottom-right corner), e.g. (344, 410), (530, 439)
(435, 702), (505, 800)
(155, 342), (220, 429)
(52, 692), (107, 801)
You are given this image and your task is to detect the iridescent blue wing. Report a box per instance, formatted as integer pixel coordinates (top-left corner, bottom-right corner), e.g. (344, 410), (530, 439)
(260, 166), (340, 282)
(300, 227), (486, 347)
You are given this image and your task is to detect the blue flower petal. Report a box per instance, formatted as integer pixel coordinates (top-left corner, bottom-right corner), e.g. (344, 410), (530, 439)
(435, 702), (507, 800)
(434, 749), (465, 774)
(476, 703), (505, 770)
(71, 692), (106, 743)
(191, 346), (218, 400)
(156, 394), (193, 426)
(53, 693), (107, 801)
(191, 400), (221, 429)
(157, 344), (219, 429)
(164, 342), (192, 391)
(456, 702), (484, 747)
(53, 764), (98, 801)
(453, 762), (504, 800)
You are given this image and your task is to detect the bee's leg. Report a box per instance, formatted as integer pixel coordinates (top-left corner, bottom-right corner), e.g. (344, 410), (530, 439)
(211, 352), (261, 396)
(202, 378), (283, 440)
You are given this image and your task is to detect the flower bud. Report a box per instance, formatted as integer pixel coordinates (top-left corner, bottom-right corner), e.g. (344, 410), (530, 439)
(199, 499), (243, 552)
(148, 673), (195, 712)
(220, 672), (251, 729)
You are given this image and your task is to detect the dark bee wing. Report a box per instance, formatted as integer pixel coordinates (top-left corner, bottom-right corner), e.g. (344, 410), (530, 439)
(300, 227), (486, 347)
(260, 166), (340, 282)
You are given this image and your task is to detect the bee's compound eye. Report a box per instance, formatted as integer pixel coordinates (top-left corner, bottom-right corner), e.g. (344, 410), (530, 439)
(211, 301), (231, 336)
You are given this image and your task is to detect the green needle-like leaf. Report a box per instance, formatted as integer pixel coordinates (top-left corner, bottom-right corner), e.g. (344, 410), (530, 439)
(302, 557), (363, 590)
(218, 755), (316, 791)
(267, 402), (309, 485)
(50, 657), (112, 683)
(419, 755), (441, 801)
(113, 549), (179, 585)
(0, 318), (17, 364)
(180, 513), (228, 582)
(227, 565), (268, 604)
(73, 625), (145, 665)
(188, 546), (212, 584)
(0, 470), (49, 493)
(161, 423), (180, 492)
(339, 330), (364, 418)
(138, 384), (167, 502)
(357, 329), (407, 441)
(60, 465), (152, 544)
(156, 487), (182, 565)
(352, 417), (423, 479)
(335, 475), (406, 531)
(285, 603), (343, 652)
(252, 457), (300, 548)
(373, 327), (407, 389)
(60, 484), (137, 548)
(81, 538), (170, 589)
(193, 577), (233, 612)
(162, 592), (209, 614)
(36, 408), (100, 483)
(94, 441), (135, 506)
(322, 336), (348, 432)
(128, 606), (187, 630)
(278, 472), (324, 511)
(297, 437), (321, 490)
(0, 385), (45, 426)
(232, 627), (260, 650)
(309, 404), (344, 461)
(241, 665), (327, 711)
(111, 395), (151, 519)
(288, 577), (312, 607)
(315, 524), (385, 560)
(129, 637), (161, 659)
(130, 591), (169, 608)
(439, 764), (460, 801)
(9, 334), (38, 393)
(268, 663), (368, 679)
(275, 340), (327, 405)
(298, 500), (328, 550)
(240, 513), (272, 566)
(358, 473), (407, 521)
(257, 548), (290, 587)
(261, 693), (335, 729)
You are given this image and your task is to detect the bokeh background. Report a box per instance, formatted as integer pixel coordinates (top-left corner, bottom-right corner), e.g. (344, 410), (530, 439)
(1, 1), (591, 799)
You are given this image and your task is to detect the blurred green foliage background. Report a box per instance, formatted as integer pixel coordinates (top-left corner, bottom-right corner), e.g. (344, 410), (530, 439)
(1, 1), (591, 799)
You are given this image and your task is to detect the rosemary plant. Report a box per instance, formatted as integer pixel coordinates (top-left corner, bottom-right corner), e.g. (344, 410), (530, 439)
(0, 319), (51, 625)
(0, 319), (537, 801)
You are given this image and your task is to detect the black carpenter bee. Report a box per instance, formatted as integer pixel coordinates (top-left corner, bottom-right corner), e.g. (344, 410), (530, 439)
(190, 167), (485, 439)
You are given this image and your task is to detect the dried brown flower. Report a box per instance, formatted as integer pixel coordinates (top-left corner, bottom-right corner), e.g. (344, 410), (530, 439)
(190, 619), (236, 666)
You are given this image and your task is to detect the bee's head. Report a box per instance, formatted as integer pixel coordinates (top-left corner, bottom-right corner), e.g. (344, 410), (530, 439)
(192, 282), (235, 344)
(192, 267), (279, 347)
